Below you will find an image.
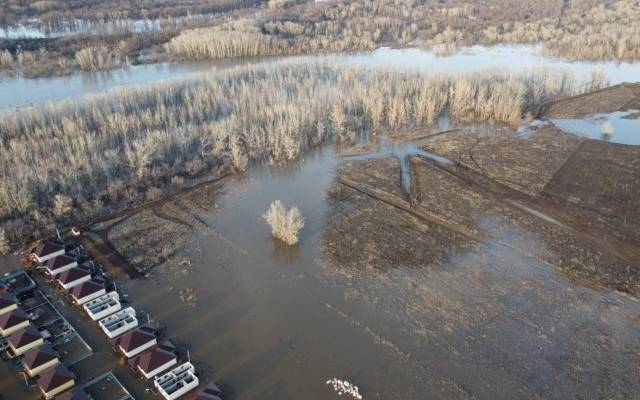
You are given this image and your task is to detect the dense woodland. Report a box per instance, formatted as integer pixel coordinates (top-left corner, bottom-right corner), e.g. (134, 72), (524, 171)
(0, 62), (601, 245)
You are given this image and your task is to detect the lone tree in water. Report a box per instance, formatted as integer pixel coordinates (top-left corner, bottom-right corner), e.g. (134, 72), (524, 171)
(263, 200), (305, 245)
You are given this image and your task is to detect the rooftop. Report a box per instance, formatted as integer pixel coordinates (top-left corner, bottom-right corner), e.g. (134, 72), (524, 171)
(9, 324), (42, 348)
(131, 347), (176, 373)
(38, 364), (75, 392)
(194, 385), (223, 400)
(113, 326), (156, 352)
(22, 343), (59, 369)
(70, 280), (104, 299)
(32, 240), (64, 258)
(0, 293), (16, 309)
(56, 386), (90, 400)
(46, 255), (76, 271)
(0, 308), (28, 330)
(55, 267), (91, 285)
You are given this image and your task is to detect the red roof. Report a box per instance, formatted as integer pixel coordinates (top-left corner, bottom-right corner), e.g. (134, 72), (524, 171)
(194, 385), (223, 400)
(33, 240), (64, 258)
(8, 324), (42, 348)
(0, 308), (28, 329)
(37, 364), (75, 392)
(0, 293), (16, 309)
(55, 267), (90, 285)
(69, 281), (104, 300)
(22, 344), (58, 369)
(57, 386), (89, 400)
(131, 347), (176, 373)
(113, 327), (155, 352)
(46, 255), (76, 272)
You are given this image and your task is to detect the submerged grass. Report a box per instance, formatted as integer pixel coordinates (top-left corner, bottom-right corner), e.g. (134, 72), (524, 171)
(0, 61), (599, 242)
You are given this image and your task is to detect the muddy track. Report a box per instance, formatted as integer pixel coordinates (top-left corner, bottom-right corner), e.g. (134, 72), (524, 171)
(76, 174), (229, 278)
(79, 233), (141, 279)
(151, 202), (194, 230)
(78, 174), (229, 232)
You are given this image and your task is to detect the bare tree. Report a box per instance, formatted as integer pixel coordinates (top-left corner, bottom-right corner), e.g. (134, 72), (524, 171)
(263, 200), (305, 245)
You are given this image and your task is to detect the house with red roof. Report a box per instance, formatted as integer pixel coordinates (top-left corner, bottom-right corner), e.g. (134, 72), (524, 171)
(55, 266), (91, 290)
(57, 386), (90, 400)
(112, 325), (157, 358)
(22, 344), (60, 377)
(31, 239), (65, 264)
(45, 255), (78, 276)
(69, 280), (106, 304)
(193, 384), (223, 400)
(130, 346), (177, 379)
(0, 308), (30, 336)
(37, 364), (76, 399)
(0, 293), (18, 316)
(8, 324), (44, 356)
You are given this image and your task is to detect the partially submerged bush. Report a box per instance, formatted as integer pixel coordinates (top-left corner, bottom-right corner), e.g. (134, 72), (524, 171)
(263, 200), (304, 245)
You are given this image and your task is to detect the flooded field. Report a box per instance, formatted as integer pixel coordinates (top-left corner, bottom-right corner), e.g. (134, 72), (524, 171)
(4, 45), (640, 110)
(53, 83), (639, 399)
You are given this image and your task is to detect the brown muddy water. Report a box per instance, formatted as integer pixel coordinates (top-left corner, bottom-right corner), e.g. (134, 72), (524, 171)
(86, 133), (640, 399)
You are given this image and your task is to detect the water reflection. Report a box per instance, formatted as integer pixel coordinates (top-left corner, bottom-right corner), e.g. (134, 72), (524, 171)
(547, 109), (640, 145)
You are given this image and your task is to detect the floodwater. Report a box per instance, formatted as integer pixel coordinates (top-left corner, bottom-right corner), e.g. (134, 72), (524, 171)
(549, 110), (640, 145)
(3, 45), (640, 110)
(343, 137), (454, 195)
(0, 16), (214, 39)
(0, 61), (254, 110)
(104, 133), (640, 399)
(1, 132), (640, 398)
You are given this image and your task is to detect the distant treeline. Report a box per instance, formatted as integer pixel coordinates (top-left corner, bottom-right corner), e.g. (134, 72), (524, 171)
(1, 0), (639, 78)
(166, 0), (640, 62)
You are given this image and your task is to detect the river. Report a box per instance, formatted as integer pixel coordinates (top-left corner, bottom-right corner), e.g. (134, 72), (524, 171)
(2, 45), (640, 110)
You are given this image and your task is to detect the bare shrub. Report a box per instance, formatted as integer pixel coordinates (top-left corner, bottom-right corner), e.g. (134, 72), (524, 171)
(0, 50), (12, 68)
(146, 187), (163, 201)
(0, 228), (9, 255)
(52, 194), (73, 218)
(75, 46), (116, 71)
(263, 200), (305, 245)
(601, 121), (615, 135)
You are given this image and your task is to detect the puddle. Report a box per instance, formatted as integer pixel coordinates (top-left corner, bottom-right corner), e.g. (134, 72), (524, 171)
(547, 110), (640, 145)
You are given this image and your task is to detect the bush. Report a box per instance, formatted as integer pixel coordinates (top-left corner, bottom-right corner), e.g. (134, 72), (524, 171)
(0, 228), (9, 255)
(263, 200), (305, 245)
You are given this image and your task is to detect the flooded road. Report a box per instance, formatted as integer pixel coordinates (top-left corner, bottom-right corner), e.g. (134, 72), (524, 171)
(4, 45), (640, 110)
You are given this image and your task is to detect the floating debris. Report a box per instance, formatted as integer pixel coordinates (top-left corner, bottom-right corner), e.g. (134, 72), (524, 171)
(326, 378), (363, 399)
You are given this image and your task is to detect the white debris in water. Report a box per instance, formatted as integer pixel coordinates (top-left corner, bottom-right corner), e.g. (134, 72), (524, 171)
(326, 378), (363, 399)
